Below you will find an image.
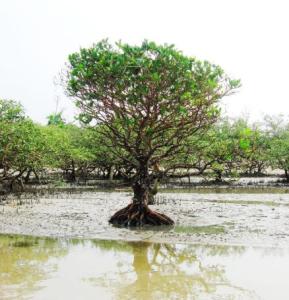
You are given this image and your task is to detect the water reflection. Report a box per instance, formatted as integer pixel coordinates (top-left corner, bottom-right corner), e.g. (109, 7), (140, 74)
(116, 243), (256, 300)
(0, 235), (68, 300)
(1, 235), (289, 299)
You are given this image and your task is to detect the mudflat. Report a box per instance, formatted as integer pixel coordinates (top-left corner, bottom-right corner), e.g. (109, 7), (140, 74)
(1, 189), (289, 247)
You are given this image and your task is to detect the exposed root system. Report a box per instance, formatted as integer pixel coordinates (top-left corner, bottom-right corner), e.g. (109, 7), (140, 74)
(109, 203), (174, 227)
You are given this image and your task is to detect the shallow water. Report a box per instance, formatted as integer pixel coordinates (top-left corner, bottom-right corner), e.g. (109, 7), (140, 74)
(1, 235), (289, 300)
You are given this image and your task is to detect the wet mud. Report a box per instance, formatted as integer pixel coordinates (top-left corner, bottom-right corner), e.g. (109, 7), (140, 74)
(1, 189), (289, 247)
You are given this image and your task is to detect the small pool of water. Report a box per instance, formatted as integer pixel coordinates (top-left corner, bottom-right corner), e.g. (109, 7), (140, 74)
(1, 234), (289, 300)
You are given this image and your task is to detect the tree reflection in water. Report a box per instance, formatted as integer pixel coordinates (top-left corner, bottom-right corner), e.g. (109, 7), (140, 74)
(92, 240), (259, 300)
(0, 236), (262, 300)
(0, 234), (68, 300)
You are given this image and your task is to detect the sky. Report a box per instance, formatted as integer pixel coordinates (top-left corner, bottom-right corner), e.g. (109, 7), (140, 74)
(0, 0), (288, 124)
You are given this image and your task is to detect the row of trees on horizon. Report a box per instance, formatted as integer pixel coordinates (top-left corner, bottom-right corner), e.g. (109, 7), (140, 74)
(1, 98), (289, 192)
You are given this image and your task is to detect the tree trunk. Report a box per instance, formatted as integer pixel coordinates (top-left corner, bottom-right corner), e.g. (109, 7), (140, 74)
(24, 169), (32, 184)
(109, 165), (114, 181)
(33, 169), (41, 184)
(148, 179), (158, 205)
(132, 243), (151, 293)
(285, 169), (289, 182)
(71, 161), (76, 182)
(214, 169), (222, 183)
(109, 163), (173, 226)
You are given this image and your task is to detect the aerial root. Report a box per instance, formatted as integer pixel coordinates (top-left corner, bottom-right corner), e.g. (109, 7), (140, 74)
(109, 203), (174, 227)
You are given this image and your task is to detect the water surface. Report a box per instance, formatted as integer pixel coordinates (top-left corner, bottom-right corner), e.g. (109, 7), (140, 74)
(1, 235), (289, 300)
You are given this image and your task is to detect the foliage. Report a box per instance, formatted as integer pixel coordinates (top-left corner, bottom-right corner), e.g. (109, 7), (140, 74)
(265, 116), (289, 180)
(187, 119), (241, 181)
(0, 99), (25, 122)
(47, 112), (66, 127)
(2, 96), (289, 190)
(65, 40), (239, 185)
(64, 39), (240, 225)
(234, 119), (270, 175)
(0, 100), (46, 188)
(42, 124), (94, 181)
(163, 117), (271, 181)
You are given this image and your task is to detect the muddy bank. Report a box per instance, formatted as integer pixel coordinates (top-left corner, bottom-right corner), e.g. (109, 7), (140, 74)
(1, 190), (289, 247)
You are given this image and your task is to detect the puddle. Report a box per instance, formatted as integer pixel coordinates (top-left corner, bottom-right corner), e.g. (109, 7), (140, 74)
(1, 235), (289, 300)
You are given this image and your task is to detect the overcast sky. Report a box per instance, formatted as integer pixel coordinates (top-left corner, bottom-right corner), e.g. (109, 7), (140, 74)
(0, 0), (288, 124)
